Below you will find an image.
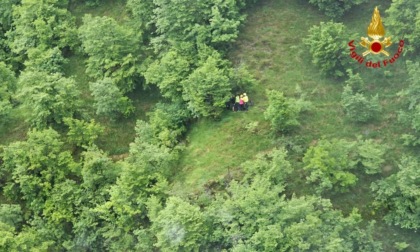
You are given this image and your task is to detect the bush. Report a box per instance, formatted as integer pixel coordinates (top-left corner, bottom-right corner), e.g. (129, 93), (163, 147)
(398, 61), (420, 146)
(345, 69), (365, 92)
(147, 103), (191, 147)
(371, 156), (420, 229)
(386, 0), (420, 55)
(264, 90), (310, 133)
(357, 139), (386, 174)
(63, 118), (104, 147)
(303, 137), (386, 193)
(89, 78), (134, 118)
(303, 21), (350, 78)
(303, 138), (358, 193)
(341, 85), (381, 123)
(308, 0), (368, 19)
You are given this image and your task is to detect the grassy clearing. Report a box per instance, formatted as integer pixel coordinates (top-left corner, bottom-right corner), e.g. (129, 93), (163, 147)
(173, 0), (419, 249)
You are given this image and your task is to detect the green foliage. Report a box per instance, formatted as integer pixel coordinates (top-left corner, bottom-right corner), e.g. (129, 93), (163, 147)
(303, 21), (350, 78)
(128, 120), (176, 176)
(24, 46), (68, 73)
(357, 138), (386, 174)
(80, 145), (119, 194)
(345, 69), (365, 92)
(63, 118), (104, 147)
(1, 128), (77, 215)
(240, 148), (293, 185)
(0, 204), (22, 228)
(6, 0), (77, 57)
(398, 61), (420, 146)
(385, 0), (420, 54)
(89, 78), (134, 118)
(303, 137), (385, 193)
(151, 0), (245, 49)
(395, 241), (410, 251)
(151, 197), (207, 251)
(0, 61), (16, 117)
(341, 85), (381, 123)
(303, 138), (358, 193)
(126, 0), (155, 32)
(182, 53), (232, 118)
(208, 180), (382, 251)
(147, 102), (191, 148)
(264, 90), (309, 133)
(144, 49), (192, 102)
(371, 156), (420, 230)
(79, 14), (141, 92)
(308, 0), (367, 19)
(0, 0), (19, 31)
(18, 71), (80, 128)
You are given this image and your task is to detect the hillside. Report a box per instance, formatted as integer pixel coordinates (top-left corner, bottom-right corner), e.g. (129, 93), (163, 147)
(0, 0), (419, 251)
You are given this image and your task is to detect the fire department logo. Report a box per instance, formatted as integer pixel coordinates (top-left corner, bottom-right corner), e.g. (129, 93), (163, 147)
(348, 6), (404, 68)
(359, 7), (392, 57)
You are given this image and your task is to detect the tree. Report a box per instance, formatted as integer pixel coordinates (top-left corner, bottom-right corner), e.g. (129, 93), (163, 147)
(144, 49), (192, 102)
(79, 14), (142, 92)
(182, 54), (232, 117)
(303, 138), (358, 193)
(264, 90), (310, 133)
(1, 128), (77, 215)
(152, 0), (246, 49)
(240, 148), (293, 186)
(341, 85), (381, 123)
(63, 118), (104, 147)
(24, 46), (68, 73)
(371, 156), (420, 229)
(146, 103), (191, 148)
(303, 21), (351, 78)
(0, 61), (16, 118)
(345, 69), (365, 92)
(0, 0), (19, 31)
(207, 177), (382, 251)
(89, 78), (134, 118)
(385, 0), (420, 54)
(357, 138), (386, 175)
(18, 71), (80, 128)
(303, 138), (387, 193)
(308, 0), (368, 19)
(398, 61), (420, 146)
(151, 197), (207, 251)
(6, 0), (77, 57)
(126, 0), (155, 33)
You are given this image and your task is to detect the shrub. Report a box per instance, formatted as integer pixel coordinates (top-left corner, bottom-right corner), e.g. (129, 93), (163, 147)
(398, 61), (420, 146)
(341, 85), (381, 123)
(371, 156), (420, 229)
(303, 138), (358, 193)
(345, 69), (365, 92)
(63, 118), (104, 147)
(356, 139), (386, 174)
(308, 0), (368, 19)
(89, 78), (134, 118)
(264, 90), (309, 133)
(303, 21), (350, 78)
(303, 137), (386, 193)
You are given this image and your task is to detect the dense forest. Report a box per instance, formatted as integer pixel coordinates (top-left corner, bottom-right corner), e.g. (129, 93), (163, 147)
(0, 0), (419, 251)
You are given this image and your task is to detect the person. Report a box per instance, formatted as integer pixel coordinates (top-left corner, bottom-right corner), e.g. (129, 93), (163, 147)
(242, 93), (249, 110)
(233, 94), (240, 112)
(229, 95), (235, 110)
(239, 95), (245, 111)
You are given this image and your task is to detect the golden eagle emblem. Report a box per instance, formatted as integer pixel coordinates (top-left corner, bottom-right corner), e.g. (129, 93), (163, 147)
(360, 7), (392, 56)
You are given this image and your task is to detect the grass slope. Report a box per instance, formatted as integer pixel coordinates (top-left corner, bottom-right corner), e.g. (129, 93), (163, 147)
(173, 0), (419, 250)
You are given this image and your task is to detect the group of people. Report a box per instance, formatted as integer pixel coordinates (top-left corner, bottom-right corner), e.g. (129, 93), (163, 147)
(226, 93), (251, 112)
